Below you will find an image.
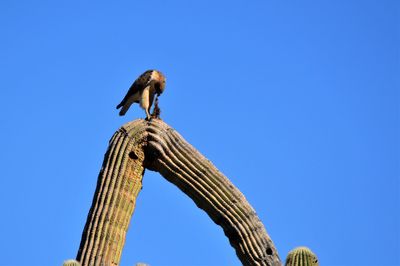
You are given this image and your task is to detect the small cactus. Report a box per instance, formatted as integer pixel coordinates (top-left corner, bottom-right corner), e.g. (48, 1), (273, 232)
(63, 259), (81, 266)
(285, 246), (318, 266)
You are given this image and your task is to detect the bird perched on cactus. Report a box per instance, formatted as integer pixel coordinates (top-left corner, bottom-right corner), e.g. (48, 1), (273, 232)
(116, 69), (166, 120)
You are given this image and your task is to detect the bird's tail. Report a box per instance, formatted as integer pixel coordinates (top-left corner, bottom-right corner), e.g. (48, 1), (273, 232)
(116, 101), (126, 116)
(118, 104), (130, 116)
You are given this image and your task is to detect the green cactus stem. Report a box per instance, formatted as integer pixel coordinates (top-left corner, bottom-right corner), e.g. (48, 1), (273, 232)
(285, 247), (318, 266)
(76, 120), (146, 266)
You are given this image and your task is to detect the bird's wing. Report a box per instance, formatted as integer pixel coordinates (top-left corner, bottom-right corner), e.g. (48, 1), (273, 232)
(116, 82), (139, 109)
(116, 70), (153, 109)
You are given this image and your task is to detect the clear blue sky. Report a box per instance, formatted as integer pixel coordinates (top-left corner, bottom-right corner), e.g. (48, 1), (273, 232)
(0, 1), (398, 265)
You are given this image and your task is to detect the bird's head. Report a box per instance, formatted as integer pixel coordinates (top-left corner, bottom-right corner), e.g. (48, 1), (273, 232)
(155, 71), (166, 96)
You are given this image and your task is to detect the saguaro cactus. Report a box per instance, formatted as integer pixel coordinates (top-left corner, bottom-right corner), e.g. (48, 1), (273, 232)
(76, 119), (281, 266)
(285, 247), (319, 266)
(63, 259), (81, 266)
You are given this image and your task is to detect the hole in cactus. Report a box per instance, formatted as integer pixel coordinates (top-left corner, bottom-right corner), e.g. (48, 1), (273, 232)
(129, 151), (138, 160)
(266, 247), (273, 255)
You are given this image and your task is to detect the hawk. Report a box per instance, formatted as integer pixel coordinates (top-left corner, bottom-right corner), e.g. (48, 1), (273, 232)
(116, 70), (166, 120)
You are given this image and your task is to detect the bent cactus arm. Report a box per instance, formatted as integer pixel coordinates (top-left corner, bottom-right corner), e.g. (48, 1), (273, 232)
(76, 119), (281, 266)
(145, 119), (281, 265)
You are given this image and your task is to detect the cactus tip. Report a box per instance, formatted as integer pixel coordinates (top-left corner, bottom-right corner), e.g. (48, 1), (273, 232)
(63, 259), (81, 266)
(285, 246), (318, 266)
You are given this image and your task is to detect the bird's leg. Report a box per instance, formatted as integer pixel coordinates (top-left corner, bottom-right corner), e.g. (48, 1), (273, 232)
(145, 108), (151, 121)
